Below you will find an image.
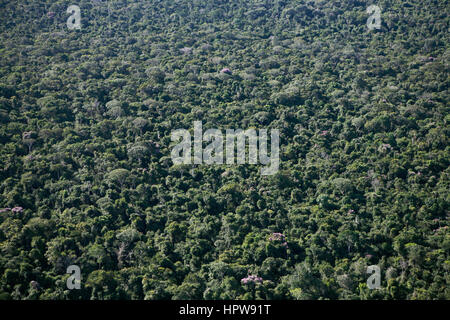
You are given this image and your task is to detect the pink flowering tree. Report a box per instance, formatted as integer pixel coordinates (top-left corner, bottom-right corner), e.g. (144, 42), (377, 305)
(240, 275), (263, 299)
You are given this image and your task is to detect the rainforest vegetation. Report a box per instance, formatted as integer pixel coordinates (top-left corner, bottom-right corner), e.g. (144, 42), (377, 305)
(0, 0), (448, 300)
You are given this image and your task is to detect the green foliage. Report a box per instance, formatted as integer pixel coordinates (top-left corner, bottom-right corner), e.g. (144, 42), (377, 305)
(0, 0), (448, 300)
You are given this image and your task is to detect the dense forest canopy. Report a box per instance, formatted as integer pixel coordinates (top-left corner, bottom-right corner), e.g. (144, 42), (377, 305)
(0, 0), (448, 300)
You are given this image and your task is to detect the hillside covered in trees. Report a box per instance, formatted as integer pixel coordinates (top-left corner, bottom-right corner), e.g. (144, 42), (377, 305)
(0, 0), (448, 300)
